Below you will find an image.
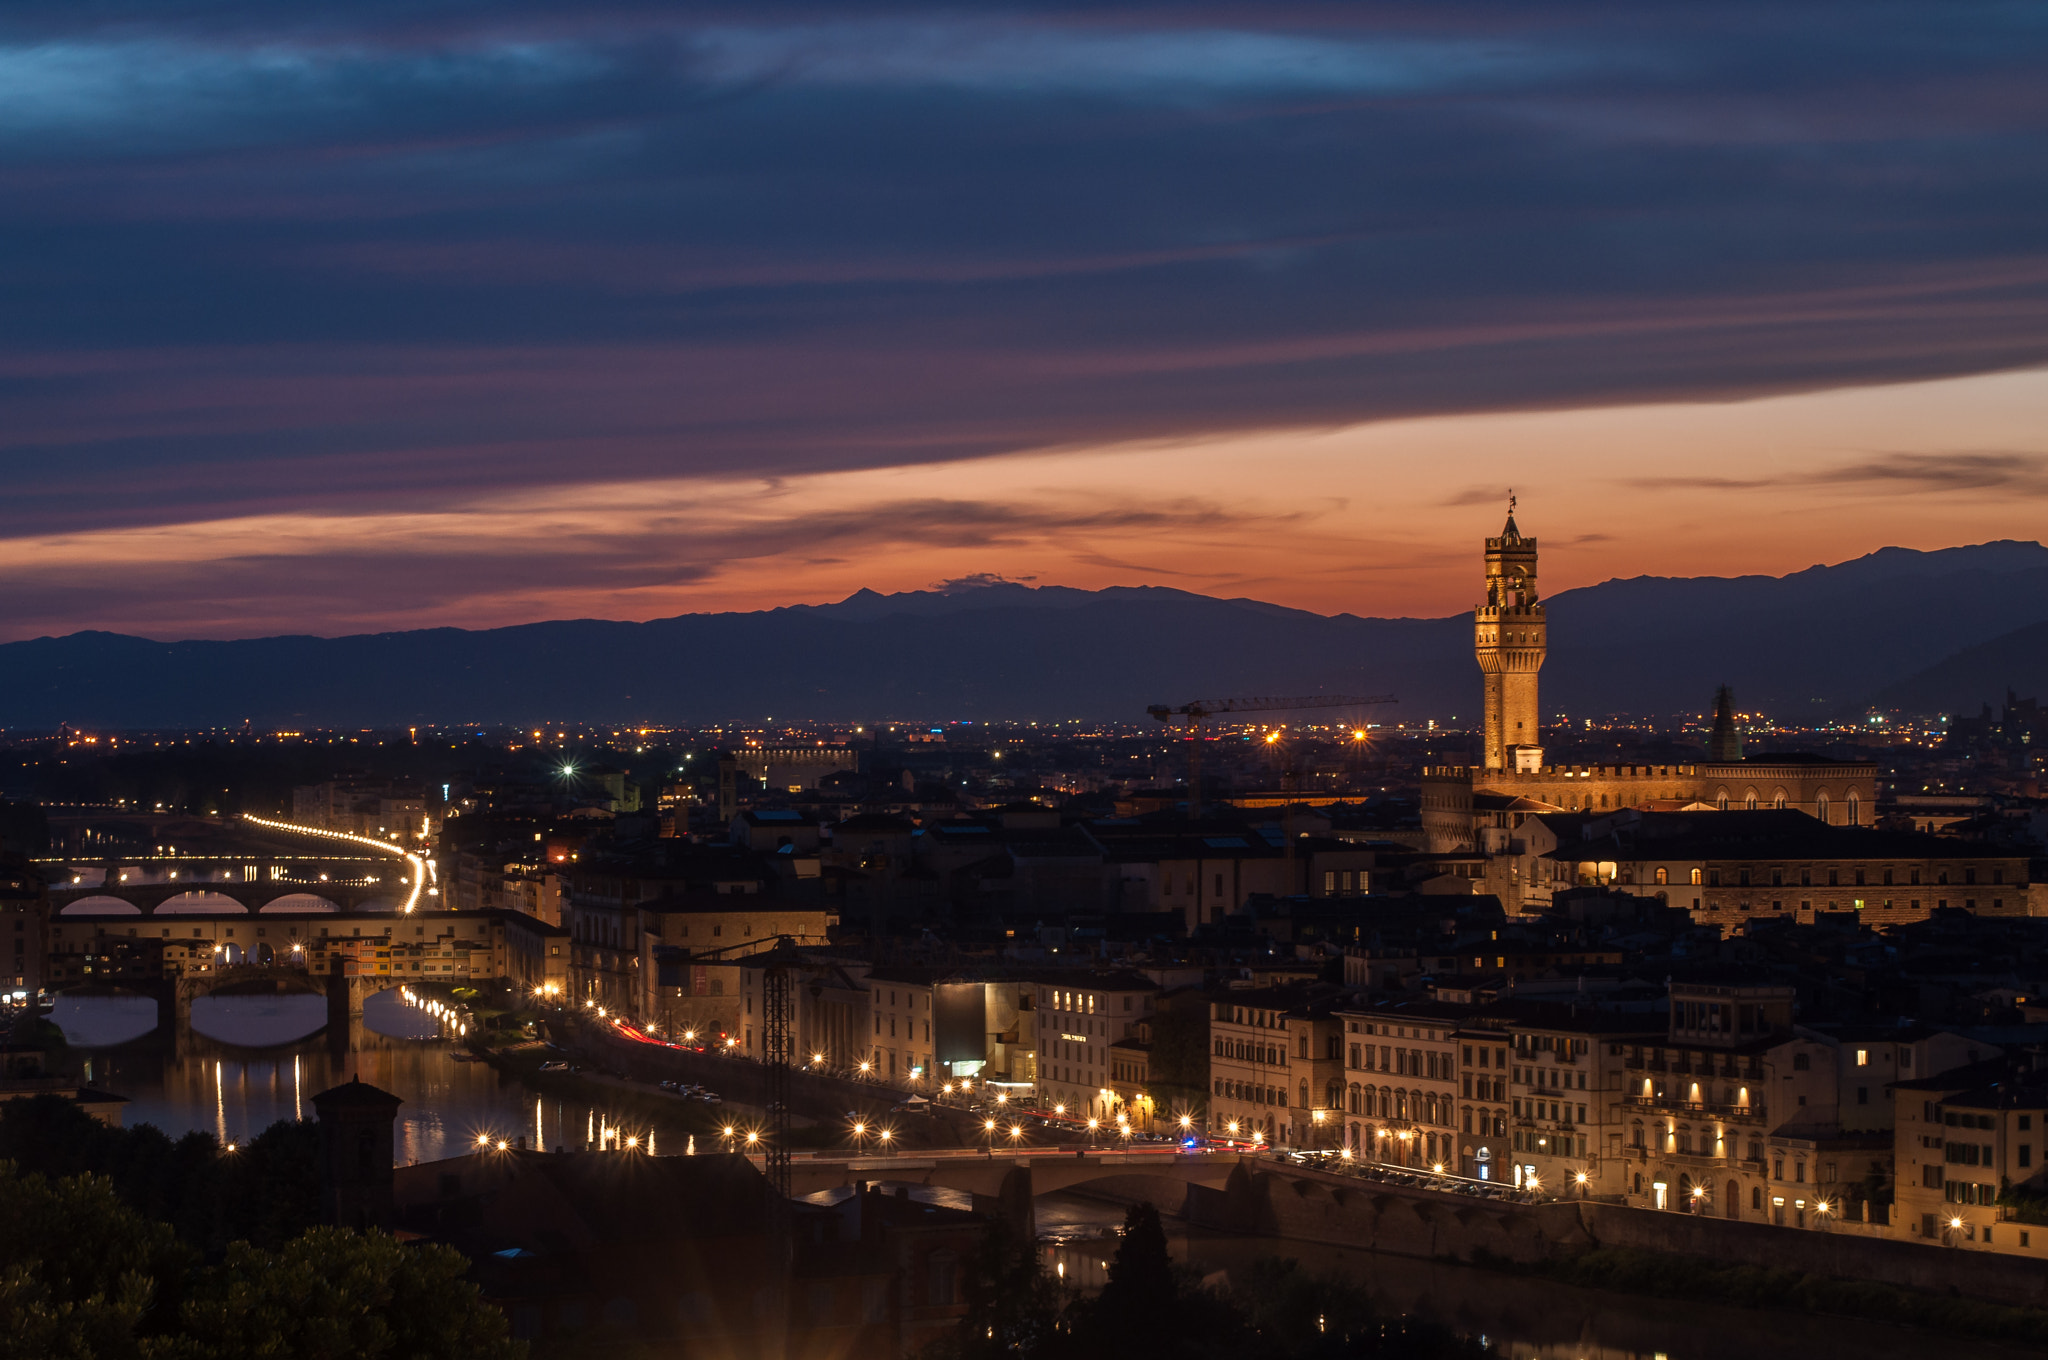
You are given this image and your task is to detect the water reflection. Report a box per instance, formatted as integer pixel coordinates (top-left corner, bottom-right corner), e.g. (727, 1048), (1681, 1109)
(59, 991), (695, 1165)
(189, 994), (328, 1047)
(49, 992), (158, 1047)
(1041, 1218), (2035, 1360)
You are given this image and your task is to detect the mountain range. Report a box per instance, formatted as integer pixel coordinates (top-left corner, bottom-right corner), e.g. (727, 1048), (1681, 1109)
(3, 541), (2046, 728)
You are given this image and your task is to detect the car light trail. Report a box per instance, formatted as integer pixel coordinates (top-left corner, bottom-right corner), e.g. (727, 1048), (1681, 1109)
(240, 813), (428, 912)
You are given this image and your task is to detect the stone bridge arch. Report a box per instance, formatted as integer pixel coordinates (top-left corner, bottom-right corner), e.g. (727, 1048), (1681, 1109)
(58, 896), (142, 917)
(49, 882), (379, 917)
(259, 893), (343, 913)
(785, 1153), (1240, 1208)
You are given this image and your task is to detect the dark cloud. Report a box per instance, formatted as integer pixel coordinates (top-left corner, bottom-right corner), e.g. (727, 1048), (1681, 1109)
(1631, 450), (2048, 497)
(1815, 452), (2048, 495)
(0, 1), (2044, 619)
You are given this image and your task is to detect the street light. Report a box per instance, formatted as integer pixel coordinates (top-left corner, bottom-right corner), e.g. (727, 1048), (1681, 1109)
(983, 1118), (998, 1156)
(877, 1128), (894, 1155)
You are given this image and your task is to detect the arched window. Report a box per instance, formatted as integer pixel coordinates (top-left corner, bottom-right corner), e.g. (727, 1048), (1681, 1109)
(1772, 790), (1786, 809)
(1717, 791), (1729, 811)
(1846, 791), (1860, 826)
(1690, 868), (1702, 886)
(1744, 790), (1758, 811)
(1816, 792), (1830, 823)
(1655, 867), (1669, 885)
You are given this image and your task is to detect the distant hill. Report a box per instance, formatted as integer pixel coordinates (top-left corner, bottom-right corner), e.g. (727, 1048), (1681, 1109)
(1868, 618), (2048, 716)
(2, 541), (2045, 727)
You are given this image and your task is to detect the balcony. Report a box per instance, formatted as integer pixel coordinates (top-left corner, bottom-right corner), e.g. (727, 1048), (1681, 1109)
(1623, 1094), (1766, 1122)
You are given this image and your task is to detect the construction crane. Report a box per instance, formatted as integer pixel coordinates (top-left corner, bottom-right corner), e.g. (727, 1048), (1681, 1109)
(1147, 694), (1397, 814)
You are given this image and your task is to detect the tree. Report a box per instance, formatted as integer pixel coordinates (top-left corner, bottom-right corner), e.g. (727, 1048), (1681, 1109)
(0, 1162), (194, 1360)
(0, 1097), (320, 1253)
(941, 1227), (1066, 1360)
(160, 1227), (521, 1360)
(1066, 1203), (1244, 1360)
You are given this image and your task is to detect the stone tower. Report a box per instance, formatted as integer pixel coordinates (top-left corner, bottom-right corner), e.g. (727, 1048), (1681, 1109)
(1708, 684), (1743, 762)
(1474, 498), (1546, 770)
(311, 1074), (403, 1231)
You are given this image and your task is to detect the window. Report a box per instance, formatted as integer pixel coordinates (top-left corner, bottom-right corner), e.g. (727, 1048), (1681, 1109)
(1690, 868), (1702, 886)
(1855, 1049), (1868, 1067)
(927, 1251), (958, 1307)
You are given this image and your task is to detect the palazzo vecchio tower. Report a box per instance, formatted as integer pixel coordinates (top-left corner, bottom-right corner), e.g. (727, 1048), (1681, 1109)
(1474, 496), (1545, 770)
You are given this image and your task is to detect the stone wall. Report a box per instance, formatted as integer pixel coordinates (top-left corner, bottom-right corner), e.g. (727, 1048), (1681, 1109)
(1577, 1200), (2048, 1309)
(1187, 1160), (2048, 1309)
(1184, 1162), (1590, 1266)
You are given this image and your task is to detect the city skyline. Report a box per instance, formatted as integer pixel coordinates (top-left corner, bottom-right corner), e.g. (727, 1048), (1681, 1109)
(3, 3), (2046, 639)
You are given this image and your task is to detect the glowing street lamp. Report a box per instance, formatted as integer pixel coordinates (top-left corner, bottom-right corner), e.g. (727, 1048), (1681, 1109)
(983, 1118), (998, 1155)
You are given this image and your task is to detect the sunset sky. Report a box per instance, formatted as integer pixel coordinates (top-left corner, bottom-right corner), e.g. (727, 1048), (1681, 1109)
(5, 2), (2046, 640)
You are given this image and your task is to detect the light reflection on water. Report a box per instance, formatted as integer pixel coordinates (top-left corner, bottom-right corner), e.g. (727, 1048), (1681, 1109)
(1030, 1195), (2037, 1360)
(58, 992), (695, 1165)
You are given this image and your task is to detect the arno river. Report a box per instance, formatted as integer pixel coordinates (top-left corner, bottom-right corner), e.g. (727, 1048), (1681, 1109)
(49, 995), (2028, 1360)
(51, 990), (699, 1161)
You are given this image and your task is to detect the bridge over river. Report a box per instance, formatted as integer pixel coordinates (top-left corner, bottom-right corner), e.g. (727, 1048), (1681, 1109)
(40, 812), (431, 918)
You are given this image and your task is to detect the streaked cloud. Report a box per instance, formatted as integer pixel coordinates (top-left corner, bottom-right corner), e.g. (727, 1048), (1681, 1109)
(0, 2), (2044, 637)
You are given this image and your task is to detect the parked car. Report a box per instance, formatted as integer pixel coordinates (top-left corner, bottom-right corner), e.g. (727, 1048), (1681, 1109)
(538, 1061), (569, 1073)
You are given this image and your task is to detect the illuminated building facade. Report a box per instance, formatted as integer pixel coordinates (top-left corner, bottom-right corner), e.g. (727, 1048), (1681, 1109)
(1475, 501), (1546, 772)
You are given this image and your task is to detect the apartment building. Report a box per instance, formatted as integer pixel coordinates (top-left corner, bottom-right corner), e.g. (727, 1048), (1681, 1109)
(1335, 999), (1465, 1168)
(867, 968), (937, 1083)
(1503, 1011), (1659, 1194)
(1893, 1058), (2048, 1256)
(0, 862), (46, 998)
(1033, 972), (1158, 1121)
(1206, 992), (1340, 1148)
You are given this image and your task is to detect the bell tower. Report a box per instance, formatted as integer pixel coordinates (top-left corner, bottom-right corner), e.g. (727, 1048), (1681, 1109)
(1475, 495), (1545, 770)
